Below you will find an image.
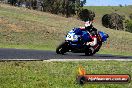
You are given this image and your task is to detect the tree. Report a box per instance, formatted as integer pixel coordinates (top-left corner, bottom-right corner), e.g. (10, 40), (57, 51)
(78, 9), (95, 21)
(119, 4), (123, 7)
(7, 0), (85, 18)
(8, 0), (17, 5)
(80, 0), (86, 7)
(31, 0), (37, 10)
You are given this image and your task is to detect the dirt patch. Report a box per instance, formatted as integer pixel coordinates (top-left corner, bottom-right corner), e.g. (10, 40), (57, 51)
(0, 18), (8, 24)
(7, 24), (23, 32)
(0, 19), (3, 23)
(0, 18), (25, 32)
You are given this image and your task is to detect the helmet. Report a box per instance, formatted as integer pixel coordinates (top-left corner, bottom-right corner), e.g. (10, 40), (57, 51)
(85, 21), (93, 31)
(85, 21), (92, 27)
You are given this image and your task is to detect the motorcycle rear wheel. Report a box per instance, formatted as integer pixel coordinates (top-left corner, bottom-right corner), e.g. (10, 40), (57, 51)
(85, 48), (94, 56)
(93, 42), (102, 54)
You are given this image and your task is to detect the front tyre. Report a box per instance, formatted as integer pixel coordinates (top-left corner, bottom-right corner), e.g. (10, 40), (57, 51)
(56, 42), (68, 54)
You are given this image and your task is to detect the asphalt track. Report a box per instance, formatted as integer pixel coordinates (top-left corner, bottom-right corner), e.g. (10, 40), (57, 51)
(0, 48), (132, 61)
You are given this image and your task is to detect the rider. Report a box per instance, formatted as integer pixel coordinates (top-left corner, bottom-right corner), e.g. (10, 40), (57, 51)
(80, 20), (98, 47)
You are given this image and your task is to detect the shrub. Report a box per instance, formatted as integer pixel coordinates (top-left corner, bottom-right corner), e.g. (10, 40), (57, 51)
(125, 20), (132, 33)
(102, 13), (124, 30)
(129, 13), (132, 20)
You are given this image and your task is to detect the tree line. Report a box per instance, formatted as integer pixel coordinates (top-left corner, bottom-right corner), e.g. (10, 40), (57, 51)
(7, 0), (86, 18)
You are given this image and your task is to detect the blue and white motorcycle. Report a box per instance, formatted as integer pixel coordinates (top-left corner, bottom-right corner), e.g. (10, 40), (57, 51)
(56, 28), (109, 56)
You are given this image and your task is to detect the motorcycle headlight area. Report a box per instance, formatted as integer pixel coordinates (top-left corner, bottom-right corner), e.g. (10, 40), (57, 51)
(73, 35), (78, 40)
(66, 33), (79, 41)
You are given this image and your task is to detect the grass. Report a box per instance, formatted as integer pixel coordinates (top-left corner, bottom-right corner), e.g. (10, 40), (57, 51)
(0, 61), (132, 88)
(0, 4), (132, 56)
(0, 43), (54, 50)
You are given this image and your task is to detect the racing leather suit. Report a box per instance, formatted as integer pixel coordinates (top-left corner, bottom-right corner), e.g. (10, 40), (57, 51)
(80, 27), (97, 46)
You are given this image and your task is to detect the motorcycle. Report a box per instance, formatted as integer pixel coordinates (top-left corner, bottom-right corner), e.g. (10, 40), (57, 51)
(56, 28), (109, 56)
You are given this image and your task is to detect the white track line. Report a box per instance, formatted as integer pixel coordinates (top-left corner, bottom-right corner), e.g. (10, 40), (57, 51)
(0, 59), (132, 61)
(44, 59), (132, 62)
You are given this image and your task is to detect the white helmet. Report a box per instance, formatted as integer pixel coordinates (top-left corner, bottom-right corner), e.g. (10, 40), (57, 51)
(85, 21), (92, 27)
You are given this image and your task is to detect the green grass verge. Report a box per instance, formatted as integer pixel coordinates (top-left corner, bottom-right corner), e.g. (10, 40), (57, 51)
(0, 44), (54, 51)
(0, 61), (132, 88)
(97, 47), (132, 56)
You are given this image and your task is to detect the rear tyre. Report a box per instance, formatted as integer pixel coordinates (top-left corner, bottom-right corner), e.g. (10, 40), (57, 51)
(56, 42), (68, 54)
(85, 48), (94, 56)
(93, 42), (102, 54)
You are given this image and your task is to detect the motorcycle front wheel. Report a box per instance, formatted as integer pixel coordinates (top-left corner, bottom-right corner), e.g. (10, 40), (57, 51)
(56, 42), (68, 54)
